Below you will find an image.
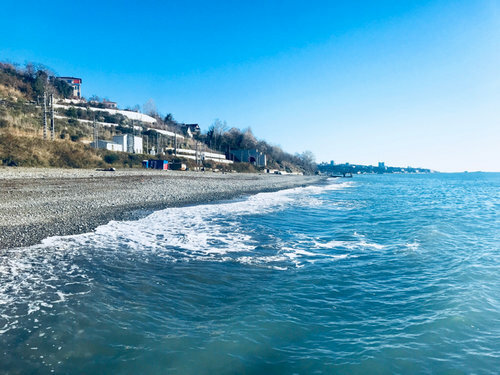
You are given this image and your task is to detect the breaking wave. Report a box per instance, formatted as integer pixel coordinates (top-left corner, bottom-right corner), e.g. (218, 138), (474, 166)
(0, 179), (362, 334)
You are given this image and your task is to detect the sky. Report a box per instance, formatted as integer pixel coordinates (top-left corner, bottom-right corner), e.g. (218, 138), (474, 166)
(1, 0), (499, 172)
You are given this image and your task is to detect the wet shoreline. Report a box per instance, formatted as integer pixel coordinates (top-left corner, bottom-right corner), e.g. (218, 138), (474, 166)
(0, 168), (323, 249)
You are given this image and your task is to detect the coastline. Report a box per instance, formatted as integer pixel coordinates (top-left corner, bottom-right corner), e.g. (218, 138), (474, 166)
(0, 168), (324, 250)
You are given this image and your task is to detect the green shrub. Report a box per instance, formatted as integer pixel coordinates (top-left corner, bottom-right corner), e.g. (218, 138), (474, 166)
(104, 153), (119, 164)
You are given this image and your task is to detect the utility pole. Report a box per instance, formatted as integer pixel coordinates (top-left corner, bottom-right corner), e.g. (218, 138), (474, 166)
(50, 93), (55, 140)
(93, 116), (98, 148)
(43, 91), (47, 140)
(195, 141), (198, 168)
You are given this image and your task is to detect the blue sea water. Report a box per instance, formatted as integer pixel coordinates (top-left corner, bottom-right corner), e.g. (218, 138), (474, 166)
(1, 173), (499, 374)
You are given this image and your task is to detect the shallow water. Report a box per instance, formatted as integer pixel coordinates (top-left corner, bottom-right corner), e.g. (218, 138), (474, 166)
(1, 173), (499, 374)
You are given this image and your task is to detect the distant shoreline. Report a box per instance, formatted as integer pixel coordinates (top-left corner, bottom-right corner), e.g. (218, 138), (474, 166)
(0, 168), (323, 250)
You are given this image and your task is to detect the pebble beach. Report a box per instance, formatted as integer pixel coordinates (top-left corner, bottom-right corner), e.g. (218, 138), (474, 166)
(0, 167), (323, 249)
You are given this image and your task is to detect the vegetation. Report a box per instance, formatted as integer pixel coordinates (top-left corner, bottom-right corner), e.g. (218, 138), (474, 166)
(0, 61), (317, 173)
(0, 62), (73, 101)
(0, 132), (103, 168)
(0, 130), (156, 169)
(63, 106), (127, 125)
(197, 120), (317, 174)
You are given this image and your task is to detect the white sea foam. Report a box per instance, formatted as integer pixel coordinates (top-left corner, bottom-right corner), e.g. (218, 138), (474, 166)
(405, 241), (420, 251)
(68, 181), (355, 268)
(0, 244), (92, 334)
(0, 179), (355, 332)
(49, 180), (350, 254)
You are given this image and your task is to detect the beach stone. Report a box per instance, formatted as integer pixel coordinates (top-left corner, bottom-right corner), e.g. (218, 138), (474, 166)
(0, 168), (323, 250)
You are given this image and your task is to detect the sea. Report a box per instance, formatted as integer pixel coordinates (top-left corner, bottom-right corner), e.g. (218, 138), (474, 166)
(1, 173), (499, 374)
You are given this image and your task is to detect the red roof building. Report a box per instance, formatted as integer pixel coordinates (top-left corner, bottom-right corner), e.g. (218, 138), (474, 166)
(57, 77), (82, 98)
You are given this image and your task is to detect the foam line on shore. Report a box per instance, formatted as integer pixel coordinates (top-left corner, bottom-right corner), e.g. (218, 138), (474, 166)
(0, 178), (390, 335)
(0, 170), (324, 249)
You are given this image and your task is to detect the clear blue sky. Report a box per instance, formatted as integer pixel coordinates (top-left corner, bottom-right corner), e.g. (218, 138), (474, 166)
(1, 0), (499, 171)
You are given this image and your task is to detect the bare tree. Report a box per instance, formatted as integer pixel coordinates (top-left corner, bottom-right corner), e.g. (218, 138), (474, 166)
(143, 99), (157, 116)
(207, 119), (228, 150)
(241, 128), (257, 149)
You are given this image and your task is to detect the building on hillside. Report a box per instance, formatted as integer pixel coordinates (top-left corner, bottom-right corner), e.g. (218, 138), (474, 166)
(102, 100), (117, 109)
(171, 148), (233, 164)
(113, 134), (143, 154)
(97, 140), (123, 151)
(183, 123), (200, 137)
(96, 134), (143, 153)
(57, 77), (82, 98)
(230, 149), (267, 167)
(88, 99), (117, 109)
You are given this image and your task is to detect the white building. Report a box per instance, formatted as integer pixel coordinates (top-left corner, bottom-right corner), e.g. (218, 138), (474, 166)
(112, 134), (143, 154)
(169, 148), (233, 164)
(97, 140), (122, 151)
(57, 77), (82, 98)
(96, 134), (143, 153)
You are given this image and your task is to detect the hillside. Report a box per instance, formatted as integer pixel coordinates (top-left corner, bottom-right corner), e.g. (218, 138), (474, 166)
(0, 62), (316, 173)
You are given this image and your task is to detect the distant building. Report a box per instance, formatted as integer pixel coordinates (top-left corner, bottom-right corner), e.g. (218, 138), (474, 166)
(96, 134), (143, 154)
(184, 123), (200, 132)
(113, 134), (143, 154)
(183, 123), (200, 137)
(378, 162), (386, 169)
(97, 140), (122, 152)
(57, 77), (82, 98)
(102, 100), (117, 109)
(230, 149), (267, 167)
(330, 160), (335, 166)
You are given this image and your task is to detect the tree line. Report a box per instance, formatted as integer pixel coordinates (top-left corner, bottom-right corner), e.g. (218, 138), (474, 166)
(1, 61), (317, 174)
(0, 62), (73, 100)
(195, 119), (316, 174)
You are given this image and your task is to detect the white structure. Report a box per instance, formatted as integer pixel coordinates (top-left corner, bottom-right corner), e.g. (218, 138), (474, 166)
(113, 134), (143, 154)
(169, 148), (233, 164)
(53, 103), (157, 124)
(102, 100), (117, 109)
(96, 134), (143, 153)
(148, 128), (184, 139)
(97, 140), (123, 151)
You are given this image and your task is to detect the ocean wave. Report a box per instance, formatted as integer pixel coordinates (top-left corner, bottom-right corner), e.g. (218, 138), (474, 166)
(0, 180), (353, 333)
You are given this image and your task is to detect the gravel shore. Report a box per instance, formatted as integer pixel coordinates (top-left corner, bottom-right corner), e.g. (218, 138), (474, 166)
(0, 167), (324, 249)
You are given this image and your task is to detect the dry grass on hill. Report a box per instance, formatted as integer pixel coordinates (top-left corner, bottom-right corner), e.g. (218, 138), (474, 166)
(0, 84), (27, 101)
(0, 131), (105, 168)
